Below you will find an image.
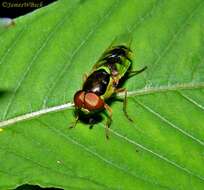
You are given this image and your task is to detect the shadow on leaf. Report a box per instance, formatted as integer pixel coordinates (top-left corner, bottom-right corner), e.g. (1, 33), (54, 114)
(0, 88), (12, 99)
(15, 184), (63, 190)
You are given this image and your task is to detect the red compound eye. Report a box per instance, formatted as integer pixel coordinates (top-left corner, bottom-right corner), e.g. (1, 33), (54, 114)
(84, 92), (104, 111)
(74, 90), (85, 108)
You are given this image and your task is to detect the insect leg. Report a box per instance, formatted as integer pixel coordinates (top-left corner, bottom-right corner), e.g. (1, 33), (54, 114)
(123, 89), (133, 122)
(127, 66), (147, 78)
(83, 73), (88, 82)
(69, 115), (79, 129)
(127, 57), (133, 63)
(114, 88), (133, 122)
(104, 103), (112, 139)
(114, 87), (126, 93)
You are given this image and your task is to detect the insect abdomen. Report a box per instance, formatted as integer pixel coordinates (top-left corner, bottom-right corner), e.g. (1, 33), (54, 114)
(95, 45), (132, 78)
(82, 69), (110, 96)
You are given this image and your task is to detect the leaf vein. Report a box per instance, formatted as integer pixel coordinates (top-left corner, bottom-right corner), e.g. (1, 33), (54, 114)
(0, 146), (107, 189)
(110, 128), (204, 182)
(147, 0), (204, 80)
(41, 119), (171, 189)
(1, 5), (78, 120)
(0, 27), (25, 66)
(118, 82), (204, 97)
(134, 98), (204, 146)
(42, 0), (121, 108)
(178, 91), (204, 111)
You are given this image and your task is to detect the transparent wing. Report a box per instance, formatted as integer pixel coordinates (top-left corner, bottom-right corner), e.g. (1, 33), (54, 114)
(92, 33), (133, 70)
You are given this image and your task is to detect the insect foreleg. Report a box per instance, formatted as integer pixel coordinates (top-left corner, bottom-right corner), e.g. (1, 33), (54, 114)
(69, 115), (79, 129)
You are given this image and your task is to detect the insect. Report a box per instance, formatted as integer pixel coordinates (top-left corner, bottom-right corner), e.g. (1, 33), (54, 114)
(72, 38), (147, 138)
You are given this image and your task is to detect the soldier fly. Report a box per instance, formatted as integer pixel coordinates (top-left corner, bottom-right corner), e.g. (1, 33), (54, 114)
(72, 38), (147, 139)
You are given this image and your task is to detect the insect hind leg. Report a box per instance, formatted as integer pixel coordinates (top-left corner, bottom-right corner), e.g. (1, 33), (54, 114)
(127, 66), (147, 78)
(115, 88), (134, 122)
(123, 89), (134, 122)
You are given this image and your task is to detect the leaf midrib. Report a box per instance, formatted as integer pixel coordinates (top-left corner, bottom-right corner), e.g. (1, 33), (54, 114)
(0, 84), (203, 188)
(0, 81), (203, 128)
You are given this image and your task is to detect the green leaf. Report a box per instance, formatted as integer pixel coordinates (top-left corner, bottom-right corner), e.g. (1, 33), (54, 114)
(0, 0), (204, 189)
